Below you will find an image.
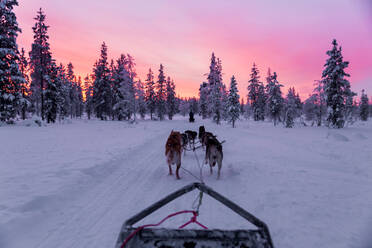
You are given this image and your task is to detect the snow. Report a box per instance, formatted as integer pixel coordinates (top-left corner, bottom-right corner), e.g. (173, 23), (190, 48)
(0, 116), (372, 248)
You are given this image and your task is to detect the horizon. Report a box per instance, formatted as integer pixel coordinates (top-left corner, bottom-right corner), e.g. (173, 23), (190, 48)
(14, 0), (372, 100)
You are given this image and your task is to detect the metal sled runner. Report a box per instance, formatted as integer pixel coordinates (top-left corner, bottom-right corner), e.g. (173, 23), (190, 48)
(116, 182), (274, 248)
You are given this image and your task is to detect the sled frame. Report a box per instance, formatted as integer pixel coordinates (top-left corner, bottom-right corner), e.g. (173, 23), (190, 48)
(116, 182), (274, 248)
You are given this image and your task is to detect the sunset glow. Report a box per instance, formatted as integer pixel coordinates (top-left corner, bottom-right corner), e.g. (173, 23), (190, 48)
(15, 0), (372, 99)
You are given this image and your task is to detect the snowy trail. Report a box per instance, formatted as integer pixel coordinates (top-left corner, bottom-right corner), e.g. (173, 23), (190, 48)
(1, 117), (372, 248)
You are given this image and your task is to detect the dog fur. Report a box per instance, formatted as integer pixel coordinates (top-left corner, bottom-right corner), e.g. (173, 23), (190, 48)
(165, 131), (182, 179)
(205, 136), (223, 179)
(185, 130), (197, 150)
(198, 126), (205, 144)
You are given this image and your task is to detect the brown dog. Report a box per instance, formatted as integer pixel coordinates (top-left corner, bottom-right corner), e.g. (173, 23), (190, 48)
(165, 131), (182, 179)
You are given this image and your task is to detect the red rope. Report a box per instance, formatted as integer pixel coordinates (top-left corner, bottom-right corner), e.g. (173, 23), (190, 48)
(120, 210), (208, 248)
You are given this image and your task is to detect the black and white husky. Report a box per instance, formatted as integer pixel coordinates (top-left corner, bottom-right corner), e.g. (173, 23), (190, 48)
(205, 136), (223, 179)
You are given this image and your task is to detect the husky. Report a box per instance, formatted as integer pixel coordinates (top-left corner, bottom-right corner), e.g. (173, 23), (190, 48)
(185, 130), (197, 150)
(165, 131), (182, 179)
(205, 136), (223, 179)
(181, 133), (188, 155)
(201, 131), (216, 149)
(198, 126), (205, 144)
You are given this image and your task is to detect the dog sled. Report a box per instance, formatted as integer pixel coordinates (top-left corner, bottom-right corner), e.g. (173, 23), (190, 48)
(116, 182), (274, 248)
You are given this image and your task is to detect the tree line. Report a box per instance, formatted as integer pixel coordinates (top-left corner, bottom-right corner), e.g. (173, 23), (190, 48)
(199, 40), (370, 128)
(0, 1), (370, 128)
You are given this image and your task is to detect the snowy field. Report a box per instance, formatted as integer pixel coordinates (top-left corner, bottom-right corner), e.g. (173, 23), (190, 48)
(0, 116), (372, 248)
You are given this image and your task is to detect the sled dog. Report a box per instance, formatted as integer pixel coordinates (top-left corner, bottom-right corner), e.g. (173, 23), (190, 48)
(165, 130), (182, 179)
(205, 136), (223, 179)
(185, 130), (197, 149)
(198, 125), (205, 144)
(181, 133), (188, 154)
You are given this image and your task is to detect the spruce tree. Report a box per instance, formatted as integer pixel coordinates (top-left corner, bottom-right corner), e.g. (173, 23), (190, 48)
(84, 75), (93, 120)
(266, 71), (283, 126)
(247, 63), (266, 121)
(166, 76), (176, 120)
(144, 68), (156, 120)
(360, 89), (369, 121)
(322, 39), (351, 128)
(227, 75), (240, 127)
(136, 79), (146, 119)
(285, 87), (297, 128)
(92, 42), (111, 120)
(112, 54), (135, 121)
(44, 62), (61, 123)
(312, 80), (325, 126)
(29, 8), (52, 120)
(156, 64), (166, 120)
(19, 48), (30, 119)
(198, 82), (208, 119)
(207, 54), (223, 124)
(0, 0), (25, 122)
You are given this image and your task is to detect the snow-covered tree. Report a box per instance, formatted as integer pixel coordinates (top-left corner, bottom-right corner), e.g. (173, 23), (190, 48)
(92, 42), (111, 120)
(322, 39), (351, 128)
(207, 54), (224, 124)
(247, 63), (266, 121)
(166, 76), (176, 120)
(284, 87), (297, 128)
(29, 8), (52, 120)
(144, 68), (156, 120)
(84, 75), (93, 119)
(179, 98), (189, 116)
(311, 80), (326, 126)
(198, 82), (208, 119)
(156, 64), (166, 120)
(303, 94), (317, 124)
(227, 75), (240, 127)
(44, 61), (63, 123)
(19, 48), (30, 120)
(112, 54), (135, 121)
(0, 0), (25, 122)
(136, 79), (146, 119)
(266, 71), (283, 126)
(359, 89), (369, 121)
(240, 98), (245, 116)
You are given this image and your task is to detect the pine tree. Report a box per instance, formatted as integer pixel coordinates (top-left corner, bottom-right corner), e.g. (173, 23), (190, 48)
(19, 48), (30, 119)
(44, 61), (62, 123)
(0, 0), (26, 122)
(57, 64), (70, 119)
(322, 39), (351, 128)
(92, 42), (111, 120)
(227, 75), (240, 127)
(266, 71), (283, 126)
(166, 76), (176, 120)
(136, 79), (146, 119)
(29, 8), (52, 120)
(285, 87), (297, 128)
(84, 75), (93, 119)
(207, 54), (223, 124)
(156, 64), (166, 120)
(66, 62), (78, 118)
(312, 80), (325, 126)
(360, 89), (369, 121)
(198, 82), (208, 119)
(247, 63), (261, 121)
(76, 76), (84, 118)
(256, 83), (266, 121)
(112, 54), (135, 121)
(240, 98), (245, 116)
(144, 68), (156, 120)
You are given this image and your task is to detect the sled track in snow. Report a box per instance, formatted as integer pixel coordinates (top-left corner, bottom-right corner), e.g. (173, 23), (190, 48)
(32, 130), (174, 248)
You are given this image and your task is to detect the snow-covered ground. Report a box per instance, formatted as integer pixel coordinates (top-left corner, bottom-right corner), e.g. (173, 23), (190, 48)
(0, 116), (371, 248)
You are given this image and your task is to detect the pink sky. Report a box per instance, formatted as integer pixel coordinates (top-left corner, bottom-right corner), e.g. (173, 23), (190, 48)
(15, 0), (372, 99)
